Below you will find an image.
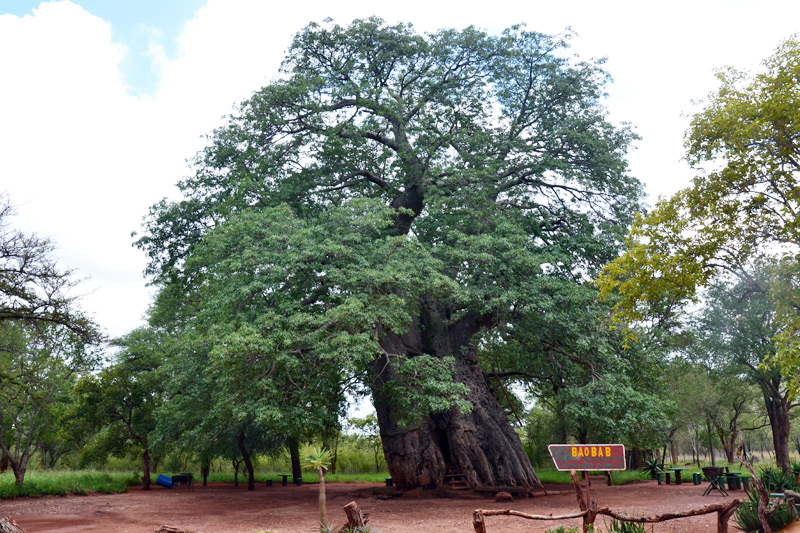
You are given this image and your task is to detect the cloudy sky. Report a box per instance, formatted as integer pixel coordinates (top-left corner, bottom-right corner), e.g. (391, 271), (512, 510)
(1, 0), (799, 338)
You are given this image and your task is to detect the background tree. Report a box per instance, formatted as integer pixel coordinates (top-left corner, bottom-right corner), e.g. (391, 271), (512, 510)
(73, 327), (166, 489)
(688, 266), (795, 470)
(350, 414), (384, 473)
(597, 37), (800, 470)
(0, 195), (96, 338)
(137, 18), (643, 489)
(0, 321), (99, 486)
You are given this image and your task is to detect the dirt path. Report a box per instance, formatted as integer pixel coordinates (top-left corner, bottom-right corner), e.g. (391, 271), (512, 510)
(0, 479), (742, 532)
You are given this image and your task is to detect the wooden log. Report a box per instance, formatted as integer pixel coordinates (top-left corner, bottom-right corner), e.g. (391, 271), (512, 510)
(0, 517), (26, 533)
(342, 501), (367, 528)
(474, 509), (588, 521)
(596, 499), (740, 524)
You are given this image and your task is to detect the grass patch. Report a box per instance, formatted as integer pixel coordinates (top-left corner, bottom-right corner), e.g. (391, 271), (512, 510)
(536, 469), (648, 486)
(207, 471), (390, 484)
(0, 470), (138, 499)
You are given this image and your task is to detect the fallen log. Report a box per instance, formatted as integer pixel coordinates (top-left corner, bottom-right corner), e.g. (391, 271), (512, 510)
(0, 518), (26, 533)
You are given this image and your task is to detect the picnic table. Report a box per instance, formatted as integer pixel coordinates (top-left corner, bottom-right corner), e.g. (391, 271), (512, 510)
(667, 467), (686, 485)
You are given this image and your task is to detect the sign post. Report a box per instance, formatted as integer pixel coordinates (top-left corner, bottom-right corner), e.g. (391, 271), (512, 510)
(548, 444), (626, 510)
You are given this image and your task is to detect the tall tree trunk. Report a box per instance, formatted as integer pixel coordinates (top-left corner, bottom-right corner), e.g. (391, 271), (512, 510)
(289, 438), (302, 483)
(232, 458), (240, 487)
(670, 441), (678, 466)
(762, 386), (792, 472)
(372, 310), (540, 490)
(719, 429), (737, 464)
(201, 457), (210, 486)
(0, 451), (8, 473)
(629, 448), (642, 470)
(9, 452), (29, 487)
(706, 418), (716, 467)
(142, 449), (152, 490)
(237, 430), (255, 491)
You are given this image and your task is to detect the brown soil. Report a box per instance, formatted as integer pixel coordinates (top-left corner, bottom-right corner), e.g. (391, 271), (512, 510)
(1, 478), (742, 533)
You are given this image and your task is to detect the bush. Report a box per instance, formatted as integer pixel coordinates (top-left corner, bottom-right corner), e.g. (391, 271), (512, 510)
(604, 520), (650, 533)
(734, 489), (797, 533)
(544, 527), (579, 533)
(640, 457), (662, 480)
(759, 467), (795, 493)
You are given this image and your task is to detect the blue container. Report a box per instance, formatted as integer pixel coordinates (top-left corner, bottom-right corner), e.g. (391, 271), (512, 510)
(156, 474), (173, 488)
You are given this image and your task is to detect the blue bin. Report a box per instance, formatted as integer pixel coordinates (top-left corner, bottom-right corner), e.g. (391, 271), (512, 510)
(156, 474), (173, 488)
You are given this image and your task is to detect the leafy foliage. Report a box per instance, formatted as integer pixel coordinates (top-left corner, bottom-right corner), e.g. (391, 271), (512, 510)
(595, 37), (800, 385)
(134, 17), (646, 482)
(0, 321), (100, 486)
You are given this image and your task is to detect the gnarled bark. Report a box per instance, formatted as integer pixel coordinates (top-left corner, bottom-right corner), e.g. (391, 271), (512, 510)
(373, 308), (540, 490)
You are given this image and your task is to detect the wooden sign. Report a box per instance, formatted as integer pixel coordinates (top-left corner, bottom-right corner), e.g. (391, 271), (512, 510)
(548, 444), (626, 471)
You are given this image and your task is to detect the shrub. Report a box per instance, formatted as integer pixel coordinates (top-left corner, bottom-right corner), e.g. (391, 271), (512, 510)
(545, 527), (579, 533)
(759, 467), (795, 493)
(640, 457), (662, 480)
(734, 489), (797, 533)
(604, 518), (650, 532)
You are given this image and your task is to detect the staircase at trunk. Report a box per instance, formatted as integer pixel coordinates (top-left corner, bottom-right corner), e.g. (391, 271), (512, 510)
(444, 463), (471, 491)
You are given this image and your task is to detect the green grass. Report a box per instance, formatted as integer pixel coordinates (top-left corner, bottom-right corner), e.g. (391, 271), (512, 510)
(207, 471), (390, 484)
(0, 470), (139, 499)
(535, 469), (649, 485)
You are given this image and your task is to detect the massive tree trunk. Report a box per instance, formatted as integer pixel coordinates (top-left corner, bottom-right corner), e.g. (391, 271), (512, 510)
(372, 308), (540, 490)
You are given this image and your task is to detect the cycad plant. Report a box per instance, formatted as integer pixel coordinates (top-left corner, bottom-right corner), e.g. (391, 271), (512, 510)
(303, 446), (332, 529)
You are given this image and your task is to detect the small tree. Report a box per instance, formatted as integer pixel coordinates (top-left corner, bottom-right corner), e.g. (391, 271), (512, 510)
(350, 414), (383, 473)
(303, 446), (332, 529)
(73, 328), (165, 489)
(0, 321), (99, 486)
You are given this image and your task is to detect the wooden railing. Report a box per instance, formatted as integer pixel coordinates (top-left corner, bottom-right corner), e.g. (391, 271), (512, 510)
(472, 471), (740, 533)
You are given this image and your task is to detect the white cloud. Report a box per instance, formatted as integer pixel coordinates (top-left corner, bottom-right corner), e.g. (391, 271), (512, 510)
(2, 0), (799, 336)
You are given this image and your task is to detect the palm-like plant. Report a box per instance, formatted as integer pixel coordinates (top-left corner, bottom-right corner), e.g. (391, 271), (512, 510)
(303, 446), (332, 529)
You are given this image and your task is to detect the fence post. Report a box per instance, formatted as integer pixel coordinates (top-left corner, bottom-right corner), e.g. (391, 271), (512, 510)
(472, 510), (487, 533)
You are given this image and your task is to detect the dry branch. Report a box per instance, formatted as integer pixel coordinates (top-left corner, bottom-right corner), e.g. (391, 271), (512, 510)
(476, 509), (589, 520)
(597, 500), (741, 523)
(0, 517), (26, 533)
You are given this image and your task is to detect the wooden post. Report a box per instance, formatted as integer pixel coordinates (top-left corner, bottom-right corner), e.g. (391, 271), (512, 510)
(570, 470), (596, 533)
(342, 501), (367, 528)
(717, 503), (738, 533)
(605, 471), (612, 486)
(472, 510), (487, 533)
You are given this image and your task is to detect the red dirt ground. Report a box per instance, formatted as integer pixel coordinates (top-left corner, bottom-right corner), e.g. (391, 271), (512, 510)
(0, 478), (743, 533)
